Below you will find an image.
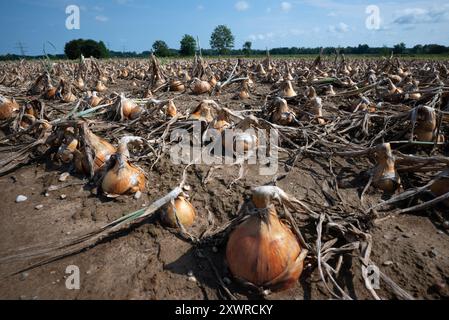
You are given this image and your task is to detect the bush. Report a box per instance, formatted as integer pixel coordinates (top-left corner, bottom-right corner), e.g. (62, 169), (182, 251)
(64, 39), (109, 59)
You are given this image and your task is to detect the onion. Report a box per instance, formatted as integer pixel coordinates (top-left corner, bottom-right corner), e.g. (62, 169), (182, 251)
(209, 75), (218, 87)
(43, 86), (57, 100)
(57, 131), (79, 164)
(372, 143), (401, 193)
(212, 111), (231, 133)
(189, 100), (215, 123)
(75, 77), (85, 90)
(236, 81), (250, 100)
(166, 99), (177, 118)
(0, 95), (20, 120)
(305, 87), (325, 125)
(191, 78), (211, 95)
(115, 94), (142, 120)
(170, 80), (185, 92)
(73, 126), (116, 174)
(101, 136), (146, 197)
(430, 169), (449, 207)
(161, 196), (196, 228)
(281, 80), (297, 98)
(226, 186), (305, 291)
(87, 91), (103, 108)
(271, 97), (295, 126)
(256, 64), (267, 76)
(414, 106), (438, 142)
(95, 80), (107, 93)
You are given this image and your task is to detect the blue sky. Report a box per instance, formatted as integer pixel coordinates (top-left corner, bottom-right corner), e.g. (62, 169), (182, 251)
(1, 0), (449, 55)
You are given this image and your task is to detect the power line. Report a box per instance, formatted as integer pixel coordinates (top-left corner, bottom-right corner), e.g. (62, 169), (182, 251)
(14, 42), (28, 56)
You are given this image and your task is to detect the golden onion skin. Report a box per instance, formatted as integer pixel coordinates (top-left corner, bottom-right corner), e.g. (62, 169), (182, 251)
(162, 196), (196, 228)
(226, 207), (304, 291)
(0, 98), (19, 120)
(101, 156), (145, 196)
(430, 171), (449, 207)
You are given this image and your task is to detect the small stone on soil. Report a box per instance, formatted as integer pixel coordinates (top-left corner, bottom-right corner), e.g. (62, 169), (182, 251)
(134, 191), (142, 200)
(35, 205), (44, 210)
(60, 194), (67, 200)
(188, 276), (197, 283)
(20, 272), (29, 281)
(59, 172), (70, 182)
(16, 195), (28, 203)
(443, 221), (449, 230)
(383, 261), (394, 266)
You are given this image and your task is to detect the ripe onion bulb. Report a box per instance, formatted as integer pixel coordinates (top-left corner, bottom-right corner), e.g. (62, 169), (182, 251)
(75, 77), (85, 90)
(189, 100), (215, 123)
(161, 196), (196, 228)
(74, 127), (116, 174)
(226, 187), (305, 291)
(236, 81), (250, 100)
(0, 95), (20, 120)
(281, 81), (297, 98)
(43, 86), (57, 100)
(271, 97), (295, 126)
(305, 87), (325, 125)
(430, 169), (449, 207)
(57, 134), (79, 164)
(101, 137), (146, 197)
(116, 94), (142, 120)
(165, 99), (177, 118)
(414, 106), (438, 142)
(256, 64), (267, 76)
(372, 143), (401, 193)
(170, 80), (185, 92)
(223, 129), (258, 158)
(191, 78), (212, 95)
(87, 91), (103, 108)
(95, 80), (107, 93)
(212, 111), (231, 133)
(209, 75), (218, 87)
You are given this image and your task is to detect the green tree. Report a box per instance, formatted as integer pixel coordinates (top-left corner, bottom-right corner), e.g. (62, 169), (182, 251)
(64, 39), (109, 59)
(180, 35), (196, 56)
(393, 42), (406, 54)
(243, 41), (252, 56)
(152, 40), (170, 57)
(210, 25), (235, 55)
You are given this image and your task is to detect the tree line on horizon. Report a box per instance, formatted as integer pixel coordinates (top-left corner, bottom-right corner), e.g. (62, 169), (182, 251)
(1, 25), (449, 61)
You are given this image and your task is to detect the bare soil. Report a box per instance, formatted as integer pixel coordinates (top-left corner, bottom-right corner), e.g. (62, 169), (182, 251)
(0, 67), (449, 300)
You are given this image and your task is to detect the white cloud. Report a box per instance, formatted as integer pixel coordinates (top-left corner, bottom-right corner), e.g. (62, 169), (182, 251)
(235, 1), (250, 12)
(328, 22), (349, 33)
(95, 15), (109, 22)
(249, 32), (275, 41)
(281, 2), (292, 13)
(393, 6), (449, 24)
